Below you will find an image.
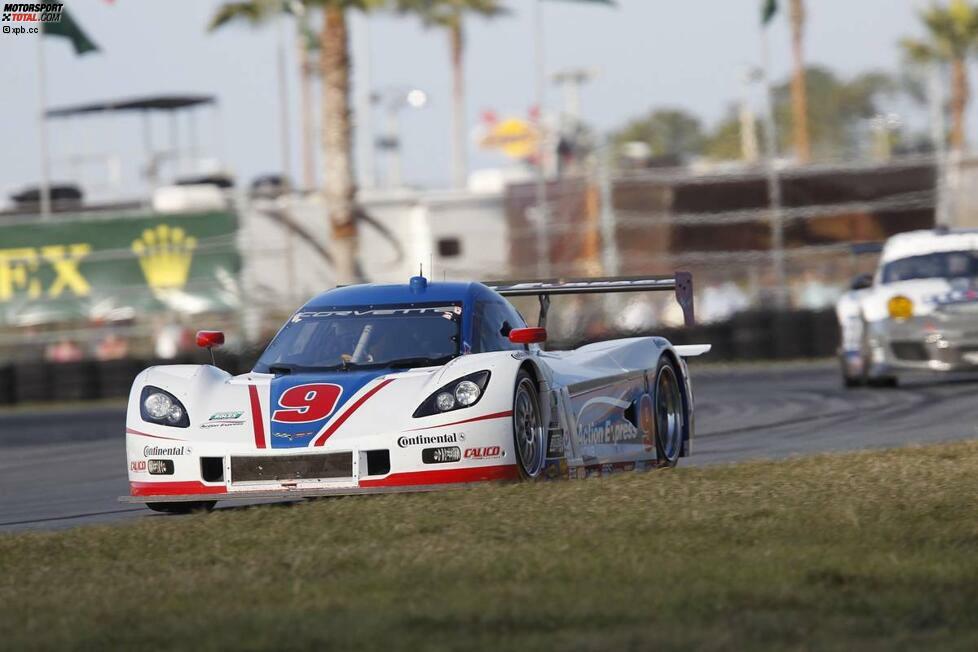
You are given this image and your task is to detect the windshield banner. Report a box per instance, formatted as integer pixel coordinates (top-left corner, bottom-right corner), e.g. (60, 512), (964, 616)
(0, 210), (241, 326)
(291, 306), (461, 322)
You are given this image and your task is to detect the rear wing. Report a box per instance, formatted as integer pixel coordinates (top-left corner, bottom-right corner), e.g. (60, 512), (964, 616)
(484, 272), (695, 327)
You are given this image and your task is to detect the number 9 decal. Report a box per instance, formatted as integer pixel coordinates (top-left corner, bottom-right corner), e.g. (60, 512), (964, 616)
(272, 383), (343, 423)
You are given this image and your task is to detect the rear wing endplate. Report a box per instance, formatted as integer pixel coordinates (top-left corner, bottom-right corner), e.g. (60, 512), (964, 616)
(484, 273), (695, 327)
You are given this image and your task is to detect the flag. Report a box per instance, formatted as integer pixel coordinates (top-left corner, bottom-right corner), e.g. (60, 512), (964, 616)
(42, 8), (99, 55)
(762, 0), (778, 25)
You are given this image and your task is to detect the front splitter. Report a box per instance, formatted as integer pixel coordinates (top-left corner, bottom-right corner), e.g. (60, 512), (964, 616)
(119, 481), (488, 504)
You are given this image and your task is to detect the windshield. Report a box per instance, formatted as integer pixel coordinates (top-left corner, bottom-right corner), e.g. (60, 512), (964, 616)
(254, 304), (462, 373)
(881, 250), (978, 284)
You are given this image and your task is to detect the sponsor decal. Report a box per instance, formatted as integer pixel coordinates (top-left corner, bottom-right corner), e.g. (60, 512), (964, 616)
(130, 460), (146, 473)
(147, 459), (175, 475)
(143, 445), (190, 456)
(464, 446), (503, 460)
(422, 446), (462, 464)
(201, 410), (246, 429)
(577, 419), (639, 447)
(291, 305), (461, 323)
(272, 383), (343, 424)
(272, 431), (315, 442)
(398, 432), (464, 448)
(209, 411), (243, 421)
(132, 225), (197, 294)
(0, 243), (90, 301)
(546, 431), (566, 458)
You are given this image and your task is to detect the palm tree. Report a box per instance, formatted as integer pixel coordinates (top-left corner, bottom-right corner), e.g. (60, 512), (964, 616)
(788, 0), (811, 162)
(901, 0), (978, 152)
(209, 0), (385, 284)
(396, 0), (507, 189)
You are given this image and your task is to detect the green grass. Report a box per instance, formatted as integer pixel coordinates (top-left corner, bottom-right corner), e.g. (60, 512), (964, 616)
(4, 443), (978, 651)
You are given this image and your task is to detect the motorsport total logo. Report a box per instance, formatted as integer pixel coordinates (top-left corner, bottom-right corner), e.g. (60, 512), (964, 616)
(2, 3), (64, 22)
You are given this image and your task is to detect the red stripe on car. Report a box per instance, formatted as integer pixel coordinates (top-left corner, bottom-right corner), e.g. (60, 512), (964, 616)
(359, 464), (520, 487)
(313, 378), (395, 447)
(249, 385), (266, 449)
(404, 410), (513, 432)
(130, 481), (226, 497)
(125, 427), (186, 441)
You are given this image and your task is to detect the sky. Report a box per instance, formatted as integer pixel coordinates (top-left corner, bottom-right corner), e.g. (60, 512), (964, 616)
(0, 0), (963, 202)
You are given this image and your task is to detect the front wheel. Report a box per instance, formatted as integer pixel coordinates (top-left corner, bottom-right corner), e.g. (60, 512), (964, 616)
(513, 370), (545, 479)
(146, 501), (216, 514)
(653, 358), (685, 468)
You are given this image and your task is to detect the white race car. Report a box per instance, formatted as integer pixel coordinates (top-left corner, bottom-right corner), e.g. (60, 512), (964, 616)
(836, 228), (978, 387)
(122, 274), (709, 512)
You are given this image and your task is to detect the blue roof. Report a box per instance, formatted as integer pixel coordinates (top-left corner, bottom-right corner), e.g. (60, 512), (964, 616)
(302, 278), (494, 310)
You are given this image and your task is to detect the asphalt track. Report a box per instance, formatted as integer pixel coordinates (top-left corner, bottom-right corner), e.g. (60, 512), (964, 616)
(2, 361), (978, 533)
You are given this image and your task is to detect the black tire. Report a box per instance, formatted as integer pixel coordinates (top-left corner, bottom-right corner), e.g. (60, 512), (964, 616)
(856, 322), (898, 388)
(840, 353), (862, 389)
(512, 370), (545, 479)
(653, 357), (685, 468)
(146, 501), (216, 514)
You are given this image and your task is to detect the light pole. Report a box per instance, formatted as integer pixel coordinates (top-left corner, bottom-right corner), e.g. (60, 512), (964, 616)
(552, 67), (599, 128)
(760, 25), (787, 309)
(739, 66), (762, 164)
(372, 87), (427, 189)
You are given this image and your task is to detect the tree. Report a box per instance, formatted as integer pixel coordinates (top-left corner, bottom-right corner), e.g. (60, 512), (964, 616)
(704, 67), (901, 162)
(788, 0), (811, 162)
(612, 108), (705, 161)
(704, 107), (750, 161)
(209, 0), (385, 284)
(395, 0), (507, 189)
(901, 0), (978, 152)
(772, 66), (897, 159)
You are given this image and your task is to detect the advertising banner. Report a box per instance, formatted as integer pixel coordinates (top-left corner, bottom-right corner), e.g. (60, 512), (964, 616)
(0, 210), (241, 326)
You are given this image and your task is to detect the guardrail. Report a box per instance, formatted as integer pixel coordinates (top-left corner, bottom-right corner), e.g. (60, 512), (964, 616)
(0, 309), (840, 406)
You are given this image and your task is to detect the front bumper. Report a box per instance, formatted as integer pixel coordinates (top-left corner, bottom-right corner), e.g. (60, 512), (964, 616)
(120, 471), (518, 504)
(122, 413), (520, 503)
(868, 315), (978, 373)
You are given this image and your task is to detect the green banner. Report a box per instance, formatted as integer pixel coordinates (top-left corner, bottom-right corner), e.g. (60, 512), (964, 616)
(0, 211), (241, 326)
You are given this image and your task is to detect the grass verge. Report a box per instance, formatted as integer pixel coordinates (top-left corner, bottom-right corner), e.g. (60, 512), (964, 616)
(4, 442), (978, 650)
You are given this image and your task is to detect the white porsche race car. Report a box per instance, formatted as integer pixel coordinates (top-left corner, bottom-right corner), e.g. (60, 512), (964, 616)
(122, 274), (710, 512)
(836, 228), (978, 387)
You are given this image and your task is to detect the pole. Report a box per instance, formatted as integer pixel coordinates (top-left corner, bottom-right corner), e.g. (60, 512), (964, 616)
(277, 15), (293, 184)
(929, 62), (950, 226)
(739, 68), (760, 164)
(355, 14), (376, 190)
(386, 106), (402, 189)
(761, 27), (787, 308)
(296, 8), (316, 191)
(598, 137), (619, 277)
(36, 32), (51, 220)
(533, 0), (550, 278)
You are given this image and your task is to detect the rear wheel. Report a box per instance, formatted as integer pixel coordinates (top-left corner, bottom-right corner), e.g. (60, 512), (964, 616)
(146, 501), (216, 514)
(653, 358), (685, 468)
(513, 371), (545, 479)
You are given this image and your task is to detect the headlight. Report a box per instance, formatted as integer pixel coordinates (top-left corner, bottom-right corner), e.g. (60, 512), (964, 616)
(888, 295), (914, 320)
(454, 380), (480, 406)
(140, 386), (190, 428)
(413, 371), (490, 418)
(436, 392), (456, 411)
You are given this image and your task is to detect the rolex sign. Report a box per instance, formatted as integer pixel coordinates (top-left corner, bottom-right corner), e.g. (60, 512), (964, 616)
(0, 211), (241, 326)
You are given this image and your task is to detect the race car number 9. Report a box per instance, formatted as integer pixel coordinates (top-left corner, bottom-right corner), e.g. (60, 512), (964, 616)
(272, 383), (343, 423)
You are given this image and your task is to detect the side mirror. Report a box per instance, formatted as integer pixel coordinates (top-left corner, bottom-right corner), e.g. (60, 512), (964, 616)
(508, 327), (547, 344)
(850, 273), (873, 291)
(196, 330), (225, 349)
